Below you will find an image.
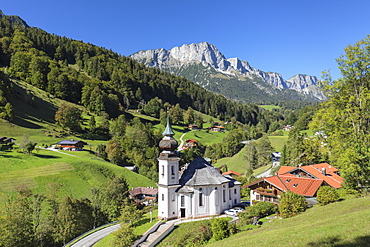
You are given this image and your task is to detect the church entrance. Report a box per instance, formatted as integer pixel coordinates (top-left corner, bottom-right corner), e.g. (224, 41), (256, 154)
(180, 208), (186, 218)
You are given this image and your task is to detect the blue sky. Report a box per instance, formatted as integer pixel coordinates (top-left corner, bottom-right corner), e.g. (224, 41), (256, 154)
(2, 1), (370, 80)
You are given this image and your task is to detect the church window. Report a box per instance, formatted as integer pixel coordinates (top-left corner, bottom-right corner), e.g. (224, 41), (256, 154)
(223, 189), (226, 202)
(171, 193), (175, 201)
(161, 165), (164, 176)
(229, 189), (231, 200)
(162, 194), (164, 201)
(199, 188), (203, 206)
(234, 188), (237, 194)
(181, 195), (185, 207)
(215, 187), (219, 206)
(171, 165), (175, 179)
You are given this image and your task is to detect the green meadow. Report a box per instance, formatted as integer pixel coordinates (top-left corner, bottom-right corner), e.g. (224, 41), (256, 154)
(208, 196), (370, 247)
(0, 149), (155, 198)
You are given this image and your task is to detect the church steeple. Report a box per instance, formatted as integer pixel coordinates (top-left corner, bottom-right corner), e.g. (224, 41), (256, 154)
(159, 115), (178, 152)
(162, 115), (175, 137)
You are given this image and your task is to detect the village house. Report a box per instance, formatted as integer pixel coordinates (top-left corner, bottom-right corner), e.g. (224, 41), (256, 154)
(222, 170), (241, 177)
(182, 139), (197, 150)
(56, 139), (87, 151)
(209, 126), (225, 132)
(129, 187), (158, 204)
(282, 125), (293, 131)
(158, 118), (241, 220)
(188, 124), (199, 130)
(244, 163), (343, 205)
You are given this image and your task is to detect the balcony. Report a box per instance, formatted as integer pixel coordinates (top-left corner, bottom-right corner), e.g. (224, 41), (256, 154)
(255, 188), (281, 197)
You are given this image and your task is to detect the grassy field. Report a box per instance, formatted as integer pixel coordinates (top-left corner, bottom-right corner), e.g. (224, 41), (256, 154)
(259, 105), (281, 110)
(207, 196), (370, 247)
(0, 149), (155, 198)
(268, 136), (288, 152)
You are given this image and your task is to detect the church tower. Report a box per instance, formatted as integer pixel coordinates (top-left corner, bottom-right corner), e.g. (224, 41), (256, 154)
(157, 117), (180, 219)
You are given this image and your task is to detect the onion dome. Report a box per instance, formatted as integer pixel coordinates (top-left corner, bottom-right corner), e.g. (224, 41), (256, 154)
(159, 115), (178, 151)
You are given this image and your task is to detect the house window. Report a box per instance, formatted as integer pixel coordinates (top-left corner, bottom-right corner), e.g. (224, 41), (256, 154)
(181, 195), (185, 207)
(199, 188), (203, 206)
(162, 194), (164, 201)
(286, 179), (291, 182)
(293, 183), (298, 187)
(215, 187), (219, 206)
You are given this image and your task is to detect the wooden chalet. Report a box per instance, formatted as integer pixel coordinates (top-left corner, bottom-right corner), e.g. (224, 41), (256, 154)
(56, 139), (87, 151)
(129, 187), (158, 204)
(182, 139), (197, 150)
(244, 163), (343, 205)
(209, 126), (225, 132)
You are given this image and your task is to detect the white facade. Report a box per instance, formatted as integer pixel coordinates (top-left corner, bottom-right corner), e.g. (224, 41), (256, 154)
(158, 154), (241, 220)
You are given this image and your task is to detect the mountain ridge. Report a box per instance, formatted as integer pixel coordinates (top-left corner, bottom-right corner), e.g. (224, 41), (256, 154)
(131, 42), (325, 103)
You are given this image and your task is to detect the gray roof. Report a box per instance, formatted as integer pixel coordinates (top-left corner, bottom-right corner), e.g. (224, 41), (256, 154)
(179, 157), (230, 187)
(57, 140), (87, 145)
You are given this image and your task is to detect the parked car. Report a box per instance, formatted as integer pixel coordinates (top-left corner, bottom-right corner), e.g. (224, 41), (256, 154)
(233, 207), (245, 212)
(223, 208), (239, 216)
(223, 207), (244, 216)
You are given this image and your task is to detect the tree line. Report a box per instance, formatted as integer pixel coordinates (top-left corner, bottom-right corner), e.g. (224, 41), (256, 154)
(0, 16), (271, 126)
(0, 177), (130, 247)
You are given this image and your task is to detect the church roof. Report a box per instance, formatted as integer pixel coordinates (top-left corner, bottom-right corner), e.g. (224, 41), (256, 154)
(179, 157), (230, 187)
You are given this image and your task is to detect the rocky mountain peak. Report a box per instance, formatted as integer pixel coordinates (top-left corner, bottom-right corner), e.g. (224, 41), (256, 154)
(130, 42), (326, 101)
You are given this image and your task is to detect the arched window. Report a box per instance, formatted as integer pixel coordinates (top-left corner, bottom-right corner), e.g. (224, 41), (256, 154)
(199, 188), (203, 206)
(215, 187), (219, 206)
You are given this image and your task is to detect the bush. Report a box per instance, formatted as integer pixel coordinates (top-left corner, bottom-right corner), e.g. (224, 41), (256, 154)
(211, 218), (229, 241)
(316, 186), (340, 205)
(278, 191), (307, 218)
(244, 201), (276, 218)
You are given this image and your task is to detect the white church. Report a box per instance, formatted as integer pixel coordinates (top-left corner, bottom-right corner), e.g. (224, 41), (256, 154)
(157, 119), (241, 220)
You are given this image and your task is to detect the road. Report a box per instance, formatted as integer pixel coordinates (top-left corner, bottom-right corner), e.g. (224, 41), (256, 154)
(69, 223), (120, 247)
(256, 161), (280, 178)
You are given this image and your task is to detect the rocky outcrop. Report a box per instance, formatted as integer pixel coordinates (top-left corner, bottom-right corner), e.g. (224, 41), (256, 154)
(131, 42), (326, 101)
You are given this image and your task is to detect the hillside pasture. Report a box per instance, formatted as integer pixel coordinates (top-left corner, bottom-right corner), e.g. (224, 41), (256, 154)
(208, 196), (370, 247)
(0, 149), (155, 198)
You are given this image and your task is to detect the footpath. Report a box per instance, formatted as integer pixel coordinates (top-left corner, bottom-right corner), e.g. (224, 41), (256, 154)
(135, 214), (232, 247)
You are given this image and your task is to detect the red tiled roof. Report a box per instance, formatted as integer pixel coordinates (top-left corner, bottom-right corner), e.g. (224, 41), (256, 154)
(129, 187), (158, 197)
(300, 163), (343, 189)
(222, 170), (241, 176)
(277, 163), (343, 189)
(277, 166), (296, 175)
(244, 175), (323, 197)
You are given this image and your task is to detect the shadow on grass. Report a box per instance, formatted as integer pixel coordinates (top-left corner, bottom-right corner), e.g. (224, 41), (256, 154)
(34, 153), (61, 159)
(133, 218), (150, 227)
(0, 154), (23, 159)
(307, 235), (370, 247)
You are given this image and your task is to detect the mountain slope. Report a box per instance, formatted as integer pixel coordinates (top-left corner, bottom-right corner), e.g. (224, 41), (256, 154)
(130, 42), (325, 103)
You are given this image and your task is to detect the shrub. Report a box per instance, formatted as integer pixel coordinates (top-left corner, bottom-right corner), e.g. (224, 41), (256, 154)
(244, 201), (276, 218)
(211, 218), (229, 241)
(278, 191), (307, 218)
(316, 186), (340, 205)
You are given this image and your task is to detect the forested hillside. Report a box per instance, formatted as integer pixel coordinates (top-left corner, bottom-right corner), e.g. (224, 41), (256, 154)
(0, 16), (269, 125)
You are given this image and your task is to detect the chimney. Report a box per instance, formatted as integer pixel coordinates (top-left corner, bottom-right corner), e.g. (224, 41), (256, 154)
(321, 168), (326, 175)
